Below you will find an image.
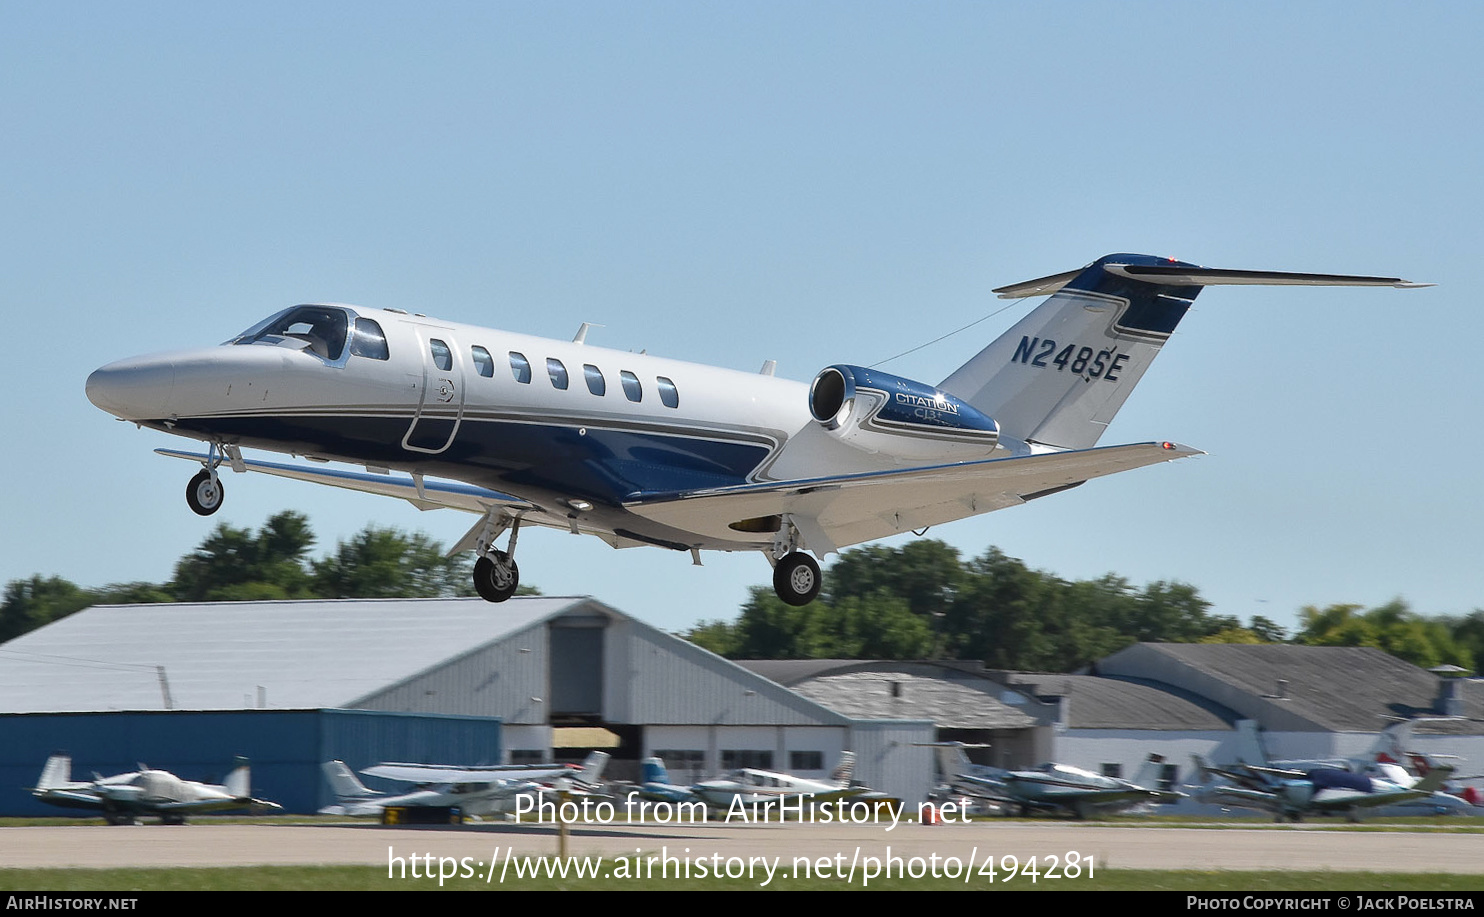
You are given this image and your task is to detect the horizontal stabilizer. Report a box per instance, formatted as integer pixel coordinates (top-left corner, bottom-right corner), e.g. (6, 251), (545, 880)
(994, 259), (1431, 298)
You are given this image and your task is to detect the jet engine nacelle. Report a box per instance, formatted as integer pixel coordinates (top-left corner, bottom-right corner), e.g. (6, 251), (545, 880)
(808, 364), (1001, 462)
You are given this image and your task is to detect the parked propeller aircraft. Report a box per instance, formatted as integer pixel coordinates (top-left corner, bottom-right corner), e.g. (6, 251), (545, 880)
(320, 751), (609, 819)
(1224, 719), (1480, 817)
(32, 754), (280, 825)
(86, 254), (1427, 606)
(638, 752), (866, 810)
(1191, 755), (1456, 822)
(932, 744), (1181, 818)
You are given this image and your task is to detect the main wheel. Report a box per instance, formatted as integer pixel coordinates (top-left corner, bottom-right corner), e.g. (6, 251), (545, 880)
(473, 550), (519, 603)
(186, 470), (224, 516)
(773, 552), (821, 606)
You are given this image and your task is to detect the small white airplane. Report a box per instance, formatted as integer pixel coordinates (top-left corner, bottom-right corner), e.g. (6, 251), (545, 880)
(86, 254), (1427, 606)
(641, 751), (865, 810)
(933, 744), (1180, 818)
(320, 751), (609, 819)
(32, 754), (281, 825)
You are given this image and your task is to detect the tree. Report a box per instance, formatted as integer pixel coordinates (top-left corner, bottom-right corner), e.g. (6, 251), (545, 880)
(1294, 600), (1470, 669)
(0, 575), (93, 643)
(170, 511), (315, 601)
(311, 527), (475, 599)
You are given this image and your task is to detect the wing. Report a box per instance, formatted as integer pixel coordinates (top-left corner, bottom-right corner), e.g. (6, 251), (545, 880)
(33, 789), (105, 810)
(155, 797), (282, 815)
(362, 762), (576, 784)
(625, 441), (1201, 554)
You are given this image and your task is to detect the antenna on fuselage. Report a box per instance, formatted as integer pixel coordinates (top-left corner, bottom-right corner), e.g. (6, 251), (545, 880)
(573, 322), (604, 344)
(759, 360), (776, 376)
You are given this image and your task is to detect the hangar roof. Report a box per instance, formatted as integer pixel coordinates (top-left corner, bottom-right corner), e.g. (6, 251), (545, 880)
(0, 596), (600, 713)
(998, 672), (1238, 730)
(1096, 643), (1484, 733)
(737, 660), (1044, 729)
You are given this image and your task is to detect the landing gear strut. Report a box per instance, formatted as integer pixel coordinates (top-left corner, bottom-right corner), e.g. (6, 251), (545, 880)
(184, 443), (240, 516)
(768, 516), (821, 606)
(471, 513), (522, 603)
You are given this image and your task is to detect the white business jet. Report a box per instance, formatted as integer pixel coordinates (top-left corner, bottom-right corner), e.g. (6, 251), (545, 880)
(86, 254), (1427, 606)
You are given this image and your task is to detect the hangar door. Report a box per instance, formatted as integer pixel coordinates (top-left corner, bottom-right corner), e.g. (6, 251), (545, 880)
(549, 618), (605, 721)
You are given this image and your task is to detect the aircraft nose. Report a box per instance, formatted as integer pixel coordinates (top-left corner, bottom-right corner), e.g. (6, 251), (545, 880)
(86, 355), (176, 420)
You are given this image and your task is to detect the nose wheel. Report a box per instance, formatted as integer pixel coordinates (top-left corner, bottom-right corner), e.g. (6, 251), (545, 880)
(186, 469), (225, 516)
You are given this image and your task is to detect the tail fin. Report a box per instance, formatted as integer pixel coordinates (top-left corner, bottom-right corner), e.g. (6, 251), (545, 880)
(574, 751), (610, 786)
(1191, 754), (1214, 785)
(223, 756), (251, 798)
(36, 754), (71, 791)
(1132, 753), (1167, 789)
(829, 751), (856, 785)
(933, 743), (974, 780)
(641, 756), (671, 785)
(322, 760), (377, 800)
(940, 254), (1427, 450)
(1413, 763), (1456, 794)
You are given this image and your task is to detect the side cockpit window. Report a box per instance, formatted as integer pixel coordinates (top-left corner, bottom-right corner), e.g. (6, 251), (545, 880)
(350, 318), (389, 360)
(233, 305), (351, 362)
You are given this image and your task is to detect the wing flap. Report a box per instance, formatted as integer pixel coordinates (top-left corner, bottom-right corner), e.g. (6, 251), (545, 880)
(625, 441), (1200, 553)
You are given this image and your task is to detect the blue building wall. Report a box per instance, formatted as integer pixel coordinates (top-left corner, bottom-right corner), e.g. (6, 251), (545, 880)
(0, 708), (503, 816)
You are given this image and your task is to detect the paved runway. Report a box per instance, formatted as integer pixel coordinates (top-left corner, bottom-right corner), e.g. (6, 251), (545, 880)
(3, 821), (1482, 874)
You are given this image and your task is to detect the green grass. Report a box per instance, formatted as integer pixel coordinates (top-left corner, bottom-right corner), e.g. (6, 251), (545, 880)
(1, 863), (1480, 891)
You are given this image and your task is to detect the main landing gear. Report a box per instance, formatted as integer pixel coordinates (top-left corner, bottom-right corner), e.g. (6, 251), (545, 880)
(471, 513), (522, 603)
(769, 517), (821, 607)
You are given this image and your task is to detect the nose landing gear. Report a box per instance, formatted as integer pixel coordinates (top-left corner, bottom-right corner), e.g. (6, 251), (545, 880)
(183, 443), (242, 516)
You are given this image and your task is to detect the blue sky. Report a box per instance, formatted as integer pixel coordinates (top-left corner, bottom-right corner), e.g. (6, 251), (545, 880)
(4, 2), (1482, 636)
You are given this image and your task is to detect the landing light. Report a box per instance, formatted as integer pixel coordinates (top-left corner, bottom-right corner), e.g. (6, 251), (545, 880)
(567, 499), (593, 512)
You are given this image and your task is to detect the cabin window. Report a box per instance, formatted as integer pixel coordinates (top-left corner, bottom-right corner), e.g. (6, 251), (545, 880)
(583, 364), (606, 396)
(547, 358), (569, 390)
(429, 339), (452, 371)
(657, 376), (679, 408)
(509, 351), (532, 384)
(471, 345), (494, 378)
(350, 317), (389, 360)
(620, 370), (642, 402)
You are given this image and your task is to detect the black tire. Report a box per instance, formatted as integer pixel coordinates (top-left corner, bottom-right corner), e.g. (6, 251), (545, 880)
(473, 551), (519, 603)
(186, 470), (224, 516)
(772, 553), (821, 606)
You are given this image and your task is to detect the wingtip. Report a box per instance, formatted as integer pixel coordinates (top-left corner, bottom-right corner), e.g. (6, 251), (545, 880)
(1158, 441), (1205, 458)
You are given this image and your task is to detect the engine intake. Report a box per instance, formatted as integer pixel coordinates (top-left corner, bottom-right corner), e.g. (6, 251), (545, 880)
(807, 364), (1001, 461)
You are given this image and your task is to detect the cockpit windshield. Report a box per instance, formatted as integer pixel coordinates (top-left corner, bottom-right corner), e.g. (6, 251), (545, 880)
(230, 305), (351, 362)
